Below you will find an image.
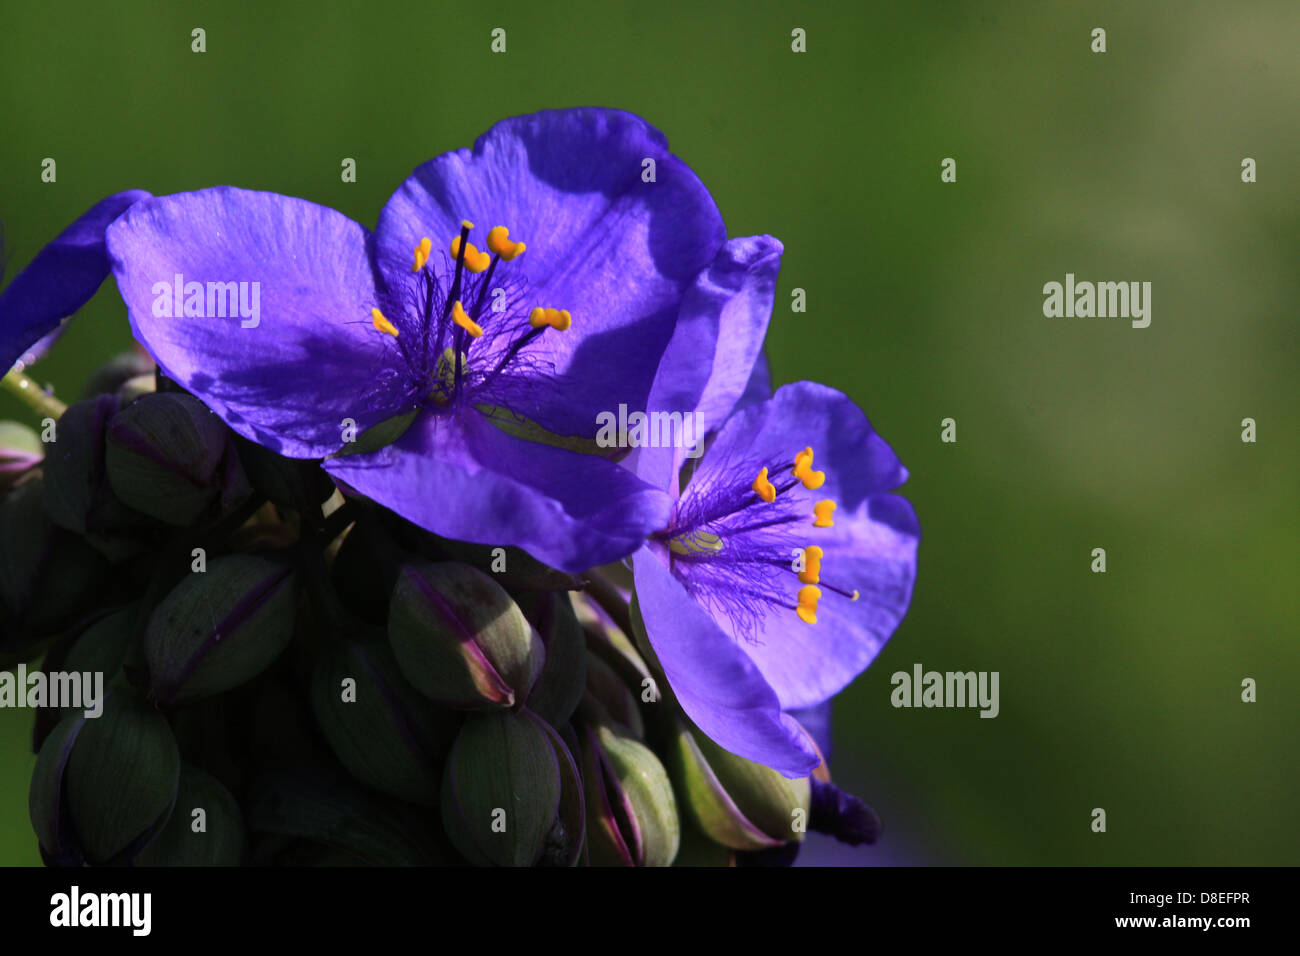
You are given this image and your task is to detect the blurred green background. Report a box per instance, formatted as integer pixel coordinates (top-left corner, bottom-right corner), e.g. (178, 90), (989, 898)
(1, 0), (1296, 865)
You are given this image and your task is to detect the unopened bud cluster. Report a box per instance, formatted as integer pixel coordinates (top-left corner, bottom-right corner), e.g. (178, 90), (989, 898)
(4, 357), (866, 866)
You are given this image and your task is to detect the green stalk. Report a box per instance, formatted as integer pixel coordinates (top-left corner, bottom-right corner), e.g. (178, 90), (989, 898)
(1, 369), (67, 420)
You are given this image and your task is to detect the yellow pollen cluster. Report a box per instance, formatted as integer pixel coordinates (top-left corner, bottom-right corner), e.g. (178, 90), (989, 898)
(371, 307), (399, 338)
(813, 499), (836, 528)
(412, 237), (432, 272)
(450, 236), (491, 273)
(751, 466), (776, 502)
(452, 301), (484, 338)
(796, 585), (821, 625)
(529, 307), (572, 331)
(798, 545), (823, 585)
(793, 446), (825, 490)
(487, 226), (526, 260)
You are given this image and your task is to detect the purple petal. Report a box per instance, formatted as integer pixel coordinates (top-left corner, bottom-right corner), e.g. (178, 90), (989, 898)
(736, 495), (919, 709)
(637, 235), (783, 490)
(1, 191), (151, 374)
(324, 410), (673, 574)
(107, 188), (399, 458)
(735, 349), (772, 414)
(373, 108), (726, 437)
(633, 545), (819, 778)
(788, 700), (832, 761)
(698, 380), (910, 509)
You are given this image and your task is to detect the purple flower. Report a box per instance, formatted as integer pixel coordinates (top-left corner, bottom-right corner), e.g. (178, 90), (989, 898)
(1, 191), (152, 375)
(94, 108), (781, 572)
(632, 382), (919, 776)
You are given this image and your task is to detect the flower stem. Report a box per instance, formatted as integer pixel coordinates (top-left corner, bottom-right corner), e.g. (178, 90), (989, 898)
(1, 369), (67, 420)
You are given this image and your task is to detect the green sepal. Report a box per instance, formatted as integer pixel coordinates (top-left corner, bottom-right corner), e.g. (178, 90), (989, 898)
(475, 403), (629, 460)
(328, 407), (420, 458)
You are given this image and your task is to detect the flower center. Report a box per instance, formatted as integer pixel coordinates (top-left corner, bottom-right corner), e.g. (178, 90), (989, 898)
(658, 445), (859, 635)
(367, 220), (571, 410)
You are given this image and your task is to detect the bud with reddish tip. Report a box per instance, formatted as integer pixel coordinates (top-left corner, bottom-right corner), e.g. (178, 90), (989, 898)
(579, 719), (679, 867)
(388, 561), (543, 710)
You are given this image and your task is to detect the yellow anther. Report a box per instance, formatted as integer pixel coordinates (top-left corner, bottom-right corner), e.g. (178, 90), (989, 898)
(796, 585), (821, 625)
(487, 226), (526, 260)
(793, 446), (825, 490)
(751, 466), (776, 503)
(450, 236), (491, 273)
(529, 307), (572, 331)
(461, 219), (475, 230)
(412, 237), (432, 272)
(452, 301), (483, 338)
(371, 308), (399, 338)
(813, 499), (836, 528)
(798, 545), (823, 585)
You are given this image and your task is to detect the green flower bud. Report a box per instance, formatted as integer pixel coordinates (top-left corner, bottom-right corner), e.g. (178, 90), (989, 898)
(64, 606), (135, 676)
(115, 373), (157, 405)
(81, 350), (155, 400)
(534, 717), (586, 867)
(248, 769), (457, 866)
(575, 590), (658, 694)
(440, 710), (563, 866)
(311, 638), (458, 806)
(39, 394), (154, 567)
(579, 721), (679, 867)
(0, 421), (41, 495)
(41, 394), (117, 534)
(41, 395), (167, 563)
(668, 718), (811, 851)
(389, 561), (543, 710)
(673, 816), (737, 867)
(145, 554), (296, 706)
(27, 710), (86, 864)
(32, 605), (135, 748)
(581, 651), (645, 738)
(0, 476), (108, 653)
(30, 687), (180, 866)
(134, 763), (245, 866)
(104, 392), (250, 526)
(516, 591), (586, 729)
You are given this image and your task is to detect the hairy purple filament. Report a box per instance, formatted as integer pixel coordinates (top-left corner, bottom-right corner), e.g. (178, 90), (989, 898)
(654, 448), (857, 642)
(368, 224), (554, 416)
